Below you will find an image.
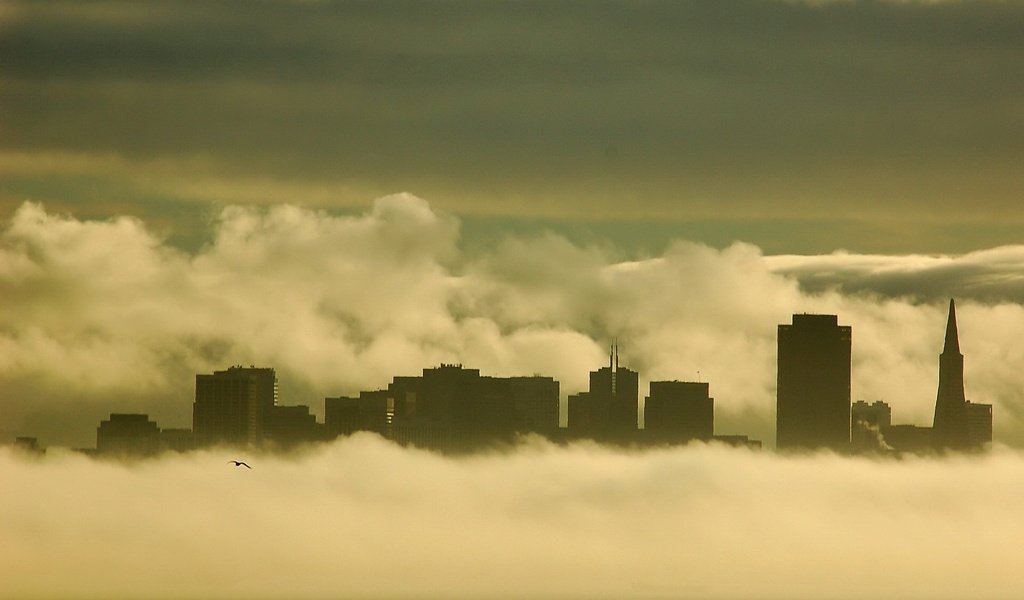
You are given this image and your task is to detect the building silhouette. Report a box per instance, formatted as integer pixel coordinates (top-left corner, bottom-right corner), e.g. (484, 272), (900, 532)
(777, 314), (851, 452)
(932, 300), (971, 450)
(851, 400), (892, 451)
(326, 365), (558, 451)
(158, 428), (195, 453)
(325, 390), (391, 438)
(567, 344), (639, 441)
(966, 401), (993, 448)
(644, 381), (714, 443)
(12, 436), (45, 455)
(882, 424), (932, 454)
(265, 404), (319, 447)
(193, 366), (278, 447)
(96, 413), (160, 458)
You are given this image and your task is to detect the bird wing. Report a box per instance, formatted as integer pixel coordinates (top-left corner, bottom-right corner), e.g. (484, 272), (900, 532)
(240, 462), (252, 469)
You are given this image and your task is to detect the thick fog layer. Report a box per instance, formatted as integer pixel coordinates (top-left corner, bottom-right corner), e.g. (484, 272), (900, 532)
(2, 195), (1024, 446)
(2, 437), (1022, 599)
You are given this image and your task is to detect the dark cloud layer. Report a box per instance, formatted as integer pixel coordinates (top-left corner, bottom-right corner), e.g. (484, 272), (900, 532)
(2, 0), (1023, 252)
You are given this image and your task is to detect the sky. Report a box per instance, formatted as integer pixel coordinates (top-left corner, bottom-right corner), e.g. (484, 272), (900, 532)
(4, 2), (1024, 598)
(2, 0), (1023, 254)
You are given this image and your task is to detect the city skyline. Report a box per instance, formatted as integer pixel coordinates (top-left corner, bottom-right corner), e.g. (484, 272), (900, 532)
(4, 196), (1022, 450)
(3, 2), (1024, 597)
(19, 299), (991, 457)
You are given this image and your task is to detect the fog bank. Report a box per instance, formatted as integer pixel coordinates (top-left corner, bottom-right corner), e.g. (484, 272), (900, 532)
(2, 436), (1022, 599)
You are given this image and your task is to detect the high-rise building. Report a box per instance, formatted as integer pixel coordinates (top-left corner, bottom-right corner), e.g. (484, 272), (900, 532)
(566, 344), (639, 441)
(96, 413), (160, 457)
(644, 381), (714, 443)
(932, 300), (971, 450)
(193, 366), (278, 447)
(966, 401), (993, 449)
(777, 314), (851, 451)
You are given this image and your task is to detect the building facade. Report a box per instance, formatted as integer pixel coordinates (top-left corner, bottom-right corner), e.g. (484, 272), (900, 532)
(777, 314), (852, 451)
(193, 366), (278, 447)
(644, 381), (714, 443)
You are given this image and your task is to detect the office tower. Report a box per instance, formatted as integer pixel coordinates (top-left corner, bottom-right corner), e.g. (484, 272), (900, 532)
(96, 413), (160, 457)
(644, 381), (714, 443)
(777, 314), (851, 451)
(932, 300), (971, 450)
(566, 392), (593, 436)
(966, 401), (993, 448)
(264, 405), (318, 446)
(193, 366), (278, 447)
(851, 400), (892, 451)
(567, 344), (639, 441)
(325, 390), (392, 438)
(508, 376), (559, 434)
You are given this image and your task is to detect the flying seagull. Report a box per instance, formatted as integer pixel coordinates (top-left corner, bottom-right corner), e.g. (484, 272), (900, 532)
(228, 460), (252, 469)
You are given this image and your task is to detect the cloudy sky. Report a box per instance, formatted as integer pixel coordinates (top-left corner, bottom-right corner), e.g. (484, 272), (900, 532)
(2, 0), (1023, 253)
(4, 2), (1024, 598)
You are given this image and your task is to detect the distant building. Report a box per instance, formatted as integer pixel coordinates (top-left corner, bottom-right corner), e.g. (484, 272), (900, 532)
(159, 428), (195, 453)
(508, 376), (560, 435)
(264, 405), (318, 447)
(882, 424), (933, 454)
(328, 365), (558, 452)
(851, 400), (892, 452)
(777, 314), (851, 452)
(325, 392), (392, 439)
(712, 435), (762, 450)
(193, 366), (278, 447)
(567, 344), (639, 441)
(644, 381), (714, 443)
(932, 300), (972, 450)
(97, 413), (160, 458)
(966, 401), (993, 448)
(12, 437), (45, 455)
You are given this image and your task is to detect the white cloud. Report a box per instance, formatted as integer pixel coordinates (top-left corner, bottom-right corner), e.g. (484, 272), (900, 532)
(1, 197), (1023, 447)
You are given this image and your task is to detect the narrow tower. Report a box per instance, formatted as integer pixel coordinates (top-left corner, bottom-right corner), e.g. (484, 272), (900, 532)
(932, 299), (970, 450)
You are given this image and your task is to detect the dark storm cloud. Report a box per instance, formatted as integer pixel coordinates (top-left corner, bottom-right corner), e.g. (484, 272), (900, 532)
(2, 0), (1023, 250)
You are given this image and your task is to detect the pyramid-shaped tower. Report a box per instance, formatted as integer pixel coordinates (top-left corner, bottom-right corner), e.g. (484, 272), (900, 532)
(932, 299), (970, 450)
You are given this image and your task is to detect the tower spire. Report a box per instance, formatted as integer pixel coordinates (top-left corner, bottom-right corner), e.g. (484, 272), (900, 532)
(933, 297), (969, 449)
(943, 298), (960, 354)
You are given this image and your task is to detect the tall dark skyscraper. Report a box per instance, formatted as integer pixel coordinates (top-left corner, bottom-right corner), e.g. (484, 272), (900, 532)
(932, 299), (971, 450)
(193, 366), (278, 447)
(777, 314), (851, 451)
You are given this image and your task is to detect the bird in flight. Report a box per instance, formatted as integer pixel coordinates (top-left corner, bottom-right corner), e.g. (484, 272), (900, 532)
(228, 460), (252, 469)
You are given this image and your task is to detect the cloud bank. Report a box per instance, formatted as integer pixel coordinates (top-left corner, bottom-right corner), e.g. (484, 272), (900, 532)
(2, 195), (1024, 447)
(3, 437), (1023, 599)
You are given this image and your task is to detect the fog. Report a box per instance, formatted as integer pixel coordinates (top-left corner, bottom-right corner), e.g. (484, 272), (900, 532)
(2, 436), (1022, 599)
(3, 195), (1024, 447)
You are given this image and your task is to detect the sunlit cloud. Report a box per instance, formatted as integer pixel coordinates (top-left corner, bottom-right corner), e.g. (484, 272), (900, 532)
(2, 196), (1024, 448)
